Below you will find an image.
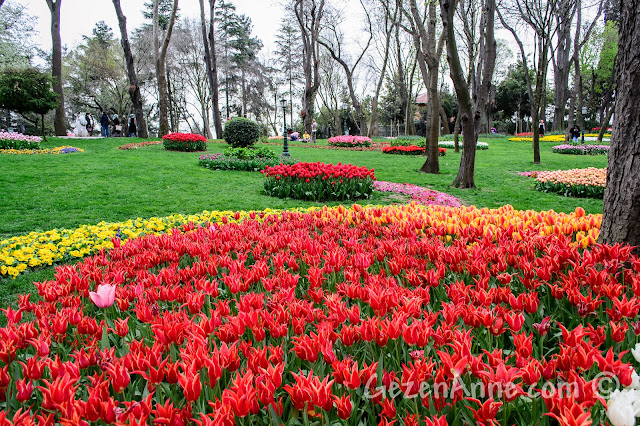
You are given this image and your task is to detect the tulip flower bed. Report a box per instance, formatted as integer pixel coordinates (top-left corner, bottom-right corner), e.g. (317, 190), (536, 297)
(532, 168), (607, 199)
(162, 133), (208, 152)
(118, 141), (163, 150)
(0, 146), (84, 155)
(0, 132), (42, 150)
(3, 203), (637, 425)
(327, 135), (372, 148)
(509, 135), (566, 142)
(381, 146), (447, 156)
(0, 209), (280, 279)
(374, 181), (461, 207)
(438, 141), (489, 150)
(262, 162), (376, 201)
(199, 147), (298, 172)
(553, 144), (610, 155)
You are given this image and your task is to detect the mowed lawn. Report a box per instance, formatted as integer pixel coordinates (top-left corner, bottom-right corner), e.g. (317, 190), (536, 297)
(1, 136), (607, 240)
(0, 135), (608, 310)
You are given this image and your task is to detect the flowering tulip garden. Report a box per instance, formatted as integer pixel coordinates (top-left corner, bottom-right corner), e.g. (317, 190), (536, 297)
(262, 162), (376, 202)
(327, 136), (373, 148)
(381, 146), (447, 156)
(0, 129), (631, 425)
(162, 133), (209, 152)
(553, 145), (610, 155)
(527, 168), (607, 199)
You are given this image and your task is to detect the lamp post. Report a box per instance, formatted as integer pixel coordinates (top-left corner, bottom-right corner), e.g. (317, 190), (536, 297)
(280, 98), (290, 157)
(342, 102), (349, 135)
(581, 106), (587, 144)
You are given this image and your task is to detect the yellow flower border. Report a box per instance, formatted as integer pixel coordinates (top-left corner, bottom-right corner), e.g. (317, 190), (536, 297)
(1, 204), (601, 279)
(0, 146), (85, 155)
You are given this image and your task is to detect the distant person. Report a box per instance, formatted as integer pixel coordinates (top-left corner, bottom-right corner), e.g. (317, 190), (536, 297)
(85, 113), (94, 136)
(112, 114), (121, 137)
(539, 120), (545, 137)
(311, 120), (318, 143)
(100, 111), (110, 137)
(128, 114), (137, 137)
(570, 124), (581, 143)
(74, 113), (88, 137)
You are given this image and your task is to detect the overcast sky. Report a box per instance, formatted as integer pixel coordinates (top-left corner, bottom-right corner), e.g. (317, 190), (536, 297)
(22, 0), (284, 56)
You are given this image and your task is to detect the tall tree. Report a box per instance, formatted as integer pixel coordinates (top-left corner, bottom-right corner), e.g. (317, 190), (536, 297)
(499, 0), (561, 164)
(45, 0), (66, 136)
(112, 0), (149, 138)
(199, 0), (223, 138)
(275, 20), (303, 128)
(0, 68), (58, 138)
(317, 1), (373, 136)
(404, 0), (446, 174)
(65, 22), (131, 117)
(153, 0), (179, 136)
(0, 2), (37, 69)
(367, 0), (397, 138)
(441, 0), (497, 187)
(294, 0), (325, 134)
(599, 0), (640, 250)
(215, 0), (238, 119)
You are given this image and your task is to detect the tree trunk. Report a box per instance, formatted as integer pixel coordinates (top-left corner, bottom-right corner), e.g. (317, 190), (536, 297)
(552, 1), (574, 131)
(295, 0), (325, 134)
(367, 4), (396, 138)
(440, 105), (450, 134)
(40, 114), (46, 141)
(153, 0), (179, 137)
(45, 0), (66, 136)
(199, 0), (223, 139)
(441, 0), (477, 187)
(112, 0), (148, 138)
(453, 113), (461, 152)
(599, 0), (640, 251)
(598, 105), (614, 143)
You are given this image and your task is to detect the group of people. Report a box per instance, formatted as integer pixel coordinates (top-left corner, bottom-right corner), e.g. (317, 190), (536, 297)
(73, 112), (138, 138)
(99, 111), (138, 138)
(538, 120), (582, 143)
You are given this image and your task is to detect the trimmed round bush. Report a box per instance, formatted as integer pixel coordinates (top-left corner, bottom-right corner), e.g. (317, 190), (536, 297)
(162, 132), (208, 152)
(223, 117), (261, 148)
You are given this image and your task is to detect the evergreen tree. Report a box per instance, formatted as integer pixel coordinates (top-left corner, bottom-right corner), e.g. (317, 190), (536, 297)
(274, 19), (303, 126)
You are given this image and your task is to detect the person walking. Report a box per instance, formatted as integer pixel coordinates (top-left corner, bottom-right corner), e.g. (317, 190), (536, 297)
(112, 114), (121, 137)
(311, 119), (318, 143)
(539, 120), (545, 137)
(100, 111), (110, 137)
(128, 114), (137, 137)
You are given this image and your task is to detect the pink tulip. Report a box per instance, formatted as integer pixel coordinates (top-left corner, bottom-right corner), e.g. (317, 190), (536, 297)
(89, 284), (116, 308)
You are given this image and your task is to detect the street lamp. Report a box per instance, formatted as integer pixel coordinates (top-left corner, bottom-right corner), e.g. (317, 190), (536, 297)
(581, 106), (587, 144)
(280, 98), (290, 157)
(342, 102), (349, 135)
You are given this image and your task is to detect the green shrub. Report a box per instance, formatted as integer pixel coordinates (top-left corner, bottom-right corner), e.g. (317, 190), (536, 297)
(223, 118), (261, 148)
(223, 146), (279, 161)
(391, 136), (426, 147)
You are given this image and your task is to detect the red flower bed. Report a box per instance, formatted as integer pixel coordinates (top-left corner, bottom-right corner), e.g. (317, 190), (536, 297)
(262, 162), (376, 201)
(162, 133), (208, 152)
(0, 204), (634, 424)
(515, 132), (534, 137)
(382, 145), (446, 156)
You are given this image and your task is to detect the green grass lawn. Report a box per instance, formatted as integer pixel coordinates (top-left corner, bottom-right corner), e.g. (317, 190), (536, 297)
(0, 135), (608, 310)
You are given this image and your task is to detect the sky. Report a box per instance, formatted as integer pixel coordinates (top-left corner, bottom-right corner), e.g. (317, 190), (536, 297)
(21, 0), (284, 56)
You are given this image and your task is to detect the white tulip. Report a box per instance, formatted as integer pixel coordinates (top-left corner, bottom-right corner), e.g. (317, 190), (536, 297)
(607, 396), (637, 426)
(631, 343), (640, 363)
(628, 370), (640, 389)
